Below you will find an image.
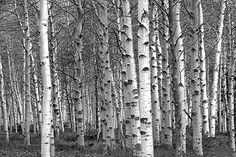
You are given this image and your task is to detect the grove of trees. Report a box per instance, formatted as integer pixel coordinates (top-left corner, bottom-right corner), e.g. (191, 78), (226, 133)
(0, 0), (235, 157)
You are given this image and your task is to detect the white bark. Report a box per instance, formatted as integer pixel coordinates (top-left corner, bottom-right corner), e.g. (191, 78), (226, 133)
(228, 49), (236, 152)
(14, 0), (26, 134)
(6, 40), (21, 133)
(170, 0), (187, 156)
(199, 1), (209, 136)
(120, 18), (132, 148)
(95, 0), (115, 149)
(49, 3), (60, 141)
(24, 0), (31, 146)
(191, 0), (203, 156)
(40, 0), (52, 156)
(31, 53), (42, 132)
(150, 2), (161, 147)
(69, 0), (85, 147)
(228, 9), (235, 151)
(161, 0), (172, 147)
(121, 0), (141, 154)
(138, 0), (153, 156)
(0, 56), (9, 143)
(209, 0), (226, 137)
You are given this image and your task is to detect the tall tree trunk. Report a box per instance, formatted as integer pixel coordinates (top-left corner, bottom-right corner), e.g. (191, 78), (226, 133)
(150, 1), (161, 147)
(6, 39), (19, 133)
(121, 0), (141, 154)
(14, 0), (26, 134)
(0, 55), (9, 143)
(191, 0), (203, 156)
(94, 0), (115, 149)
(161, 0), (172, 147)
(209, 0), (226, 137)
(169, 0), (187, 156)
(138, 0), (154, 156)
(31, 53), (42, 132)
(114, 0), (125, 147)
(49, 2), (60, 143)
(220, 47), (227, 133)
(58, 82), (64, 132)
(199, 0), (209, 136)
(227, 7), (235, 151)
(73, 0), (85, 147)
(40, 0), (52, 156)
(24, 0), (31, 146)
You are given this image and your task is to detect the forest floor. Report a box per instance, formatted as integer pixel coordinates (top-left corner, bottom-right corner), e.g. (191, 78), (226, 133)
(0, 130), (235, 157)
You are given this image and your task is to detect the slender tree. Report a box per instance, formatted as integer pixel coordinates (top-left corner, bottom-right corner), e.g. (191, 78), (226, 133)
(161, 0), (172, 147)
(40, 0), (52, 156)
(227, 6), (235, 151)
(73, 0), (85, 147)
(31, 53), (42, 132)
(95, 0), (115, 149)
(209, 0), (226, 137)
(138, 0), (154, 156)
(150, 1), (161, 147)
(23, 0), (31, 146)
(49, 2), (60, 142)
(191, 0), (203, 156)
(121, 0), (141, 154)
(199, 0), (209, 136)
(0, 55), (9, 143)
(169, 0), (187, 156)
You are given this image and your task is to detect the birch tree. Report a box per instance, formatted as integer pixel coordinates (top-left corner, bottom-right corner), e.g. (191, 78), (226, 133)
(138, 0), (154, 156)
(199, 0), (209, 136)
(150, 1), (161, 147)
(227, 5), (235, 151)
(169, 0), (187, 156)
(161, 0), (172, 147)
(0, 55), (9, 143)
(31, 53), (42, 132)
(73, 0), (85, 147)
(23, 0), (31, 146)
(191, 0), (203, 156)
(95, 0), (115, 149)
(49, 2), (60, 141)
(209, 0), (226, 137)
(40, 0), (52, 156)
(13, 0), (26, 132)
(121, 0), (141, 154)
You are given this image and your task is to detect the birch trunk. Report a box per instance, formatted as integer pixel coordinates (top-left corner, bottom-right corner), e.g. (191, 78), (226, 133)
(6, 40), (20, 133)
(161, 0), (172, 147)
(138, 0), (153, 156)
(14, 0), (26, 134)
(170, 0), (187, 156)
(150, 1), (161, 147)
(95, 0), (115, 149)
(49, 3), (60, 141)
(114, 0), (124, 148)
(209, 0), (226, 137)
(120, 15), (131, 148)
(191, 0), (203, 156)
(58, 82), (64, 132)
(40, 0), (52, 156)
(220, 49), (227, 133)
(199, 1), (209, 136)
(228, 49), (236, 152)
(121, 0), (141, 154)
(228, 9), (235, 151)
(31, 53), (42, 132)
(73, 0), (85, 147)
(24, 0), (31, 146)
(0, 56), (9, 143)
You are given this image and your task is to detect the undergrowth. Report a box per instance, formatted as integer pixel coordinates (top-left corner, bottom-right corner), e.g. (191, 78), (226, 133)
(0, 130), (234, 157)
